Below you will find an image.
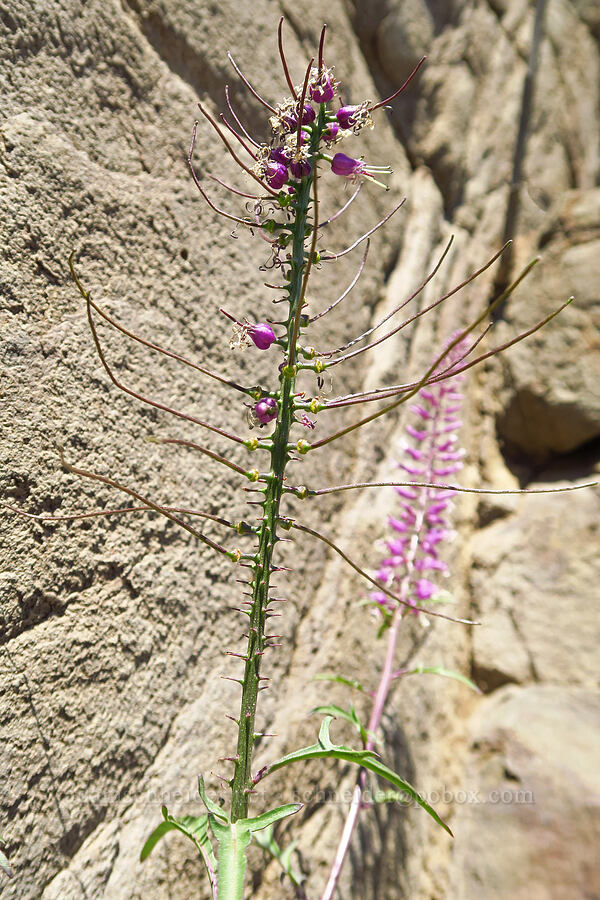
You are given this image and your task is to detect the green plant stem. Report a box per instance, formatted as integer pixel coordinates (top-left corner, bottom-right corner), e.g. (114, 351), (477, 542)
(229, 111), (324, 822)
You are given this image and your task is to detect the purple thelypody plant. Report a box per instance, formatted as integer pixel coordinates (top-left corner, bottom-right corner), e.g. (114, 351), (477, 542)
(321, 340), (468, 900)
(9, 14), (588, 900)
(372, 341), (466, 618)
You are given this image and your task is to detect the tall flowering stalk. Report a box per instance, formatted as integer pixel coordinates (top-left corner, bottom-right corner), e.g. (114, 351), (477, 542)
(322, 343), (467, 900)
(7, 17), (588, 900)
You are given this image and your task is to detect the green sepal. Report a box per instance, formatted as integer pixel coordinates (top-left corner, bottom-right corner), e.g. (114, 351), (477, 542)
(140, 807), (216, 872)
(260, 717), (453, 836)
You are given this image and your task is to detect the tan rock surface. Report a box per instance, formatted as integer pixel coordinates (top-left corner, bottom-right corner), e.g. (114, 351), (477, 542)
(1, 1), (599, 899)
(446, 685), (600, 900)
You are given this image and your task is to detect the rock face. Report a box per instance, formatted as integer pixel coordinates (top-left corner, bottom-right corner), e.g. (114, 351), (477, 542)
(447, 685), (600, 900)
(1, 2), (598, 900)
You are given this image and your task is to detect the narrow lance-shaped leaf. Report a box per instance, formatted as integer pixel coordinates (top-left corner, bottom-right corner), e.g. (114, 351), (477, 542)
(256, 718), (453, 836)
(254, 824), (306, 895)
(404, 665), (481, 693)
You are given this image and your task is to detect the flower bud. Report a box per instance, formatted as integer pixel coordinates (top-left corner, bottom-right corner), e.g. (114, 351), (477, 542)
(301, 104), (316, 124)
(248, 322), (276, 350)
(254, 397), (278, 425)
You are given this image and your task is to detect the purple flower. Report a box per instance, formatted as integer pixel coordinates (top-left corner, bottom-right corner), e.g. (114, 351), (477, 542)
(331, 153), (363, 178)
(335, 101), (373, 133)
(290, 158), (312, 179)
(336, 106), (359, 129)
(248, 322), (276, 350)
(323, 122), (340, 143)
(269, 146), (291, 165)
(330, 153), (392, 188)
(265, 160), (289, 190)
(415, 578), (437, 600)
(301, 104), (316, 124)
(310, 72), (335, 103)
(254, 397), (278, 425)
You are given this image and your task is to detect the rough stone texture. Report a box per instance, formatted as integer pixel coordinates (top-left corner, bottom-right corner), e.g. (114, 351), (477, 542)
(1, 1), (599, 899)
(470, 485), (600, 691)
(496, 188), (600, 458)
(446, 686), (600, 900)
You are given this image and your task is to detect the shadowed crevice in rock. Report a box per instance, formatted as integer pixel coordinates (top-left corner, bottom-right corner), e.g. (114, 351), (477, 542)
(120, 0), (230, 111)
(348, 720), (414, 900)
(497, 387), (600, 462)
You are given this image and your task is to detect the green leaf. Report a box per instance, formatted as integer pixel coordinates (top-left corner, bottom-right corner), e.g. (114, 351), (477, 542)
(0, 839), (13, 879)
(238, 803), (302, 833)
(261, 717), (453, 837)
(140, 820), (174, 861)
(207, 805), (301, 900)
(313, 673), (366, 694)
(254, 825), (305, 890)
(311, 703), (369, 747)
(210, 818), (252, 900)
(140, 809), (216, 872)
(406, 665), (481, 693)
(199, 774), (229, 821)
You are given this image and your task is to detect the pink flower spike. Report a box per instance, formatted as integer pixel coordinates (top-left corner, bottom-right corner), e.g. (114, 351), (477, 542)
(439, 450), (465, 461)
(388, 516), (408, 533)
(437, 438), (457, 451)
(434, 465), (462, 477)
(398, 463), (425, 476)
(419, 388), (439, 406)
(427, 502), (449, 517)
(409, 404), (432, 420)
(386, 539), (408, 555)
(415, 558), (448, 573)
